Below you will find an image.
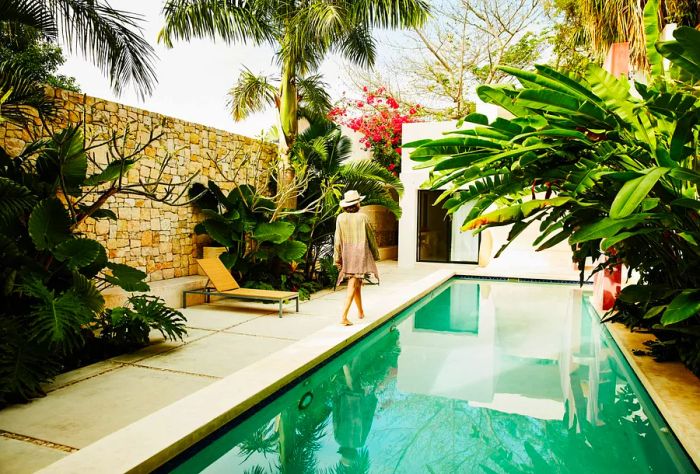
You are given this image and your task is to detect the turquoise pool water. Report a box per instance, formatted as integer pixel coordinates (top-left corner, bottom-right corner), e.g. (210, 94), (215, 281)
(163, 279), (696, 473)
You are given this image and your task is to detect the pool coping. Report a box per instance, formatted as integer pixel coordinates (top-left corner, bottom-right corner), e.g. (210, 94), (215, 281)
(39, 270), (456, 473)
(38, 272), (699, 472)
(588, 301), (700, 469)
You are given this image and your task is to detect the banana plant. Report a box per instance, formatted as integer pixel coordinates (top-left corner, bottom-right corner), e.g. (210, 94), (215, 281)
(190, 181), (308, 274)
(408, 0), (700, 374)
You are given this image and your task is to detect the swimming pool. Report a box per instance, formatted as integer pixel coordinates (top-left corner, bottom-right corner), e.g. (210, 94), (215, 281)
(161, 279), (696, 473)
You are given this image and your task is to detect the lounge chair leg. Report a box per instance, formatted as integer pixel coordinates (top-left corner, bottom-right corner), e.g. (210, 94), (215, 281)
(296, 297), (299, 312)
(279, 300), (283, 318)
(182, 292), (187, 309)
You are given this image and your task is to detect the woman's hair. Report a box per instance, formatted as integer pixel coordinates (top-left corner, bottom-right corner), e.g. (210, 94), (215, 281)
(343, 204), (360, 213)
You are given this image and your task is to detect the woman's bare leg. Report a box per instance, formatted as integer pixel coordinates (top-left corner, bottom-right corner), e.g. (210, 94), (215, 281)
(354, 278), (365, 319)
(340, 278), (357, 325)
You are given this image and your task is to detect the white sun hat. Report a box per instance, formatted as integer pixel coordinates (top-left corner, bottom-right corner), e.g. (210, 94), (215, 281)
(339, 189), (365, 208)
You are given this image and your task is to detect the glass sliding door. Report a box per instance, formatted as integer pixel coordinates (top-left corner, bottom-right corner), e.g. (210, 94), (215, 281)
(417, 190), (480, 264)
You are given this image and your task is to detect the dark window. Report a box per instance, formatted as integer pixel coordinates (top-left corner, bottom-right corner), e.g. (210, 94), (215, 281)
(417, 190), (480, 264)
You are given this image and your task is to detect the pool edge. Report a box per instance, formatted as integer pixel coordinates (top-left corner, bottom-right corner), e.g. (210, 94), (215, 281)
(37, 270), (456, 474)
(588, 301), (700, 470)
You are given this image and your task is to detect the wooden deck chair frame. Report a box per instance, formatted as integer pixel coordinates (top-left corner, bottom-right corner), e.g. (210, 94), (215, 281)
(183, 259), (299, 318)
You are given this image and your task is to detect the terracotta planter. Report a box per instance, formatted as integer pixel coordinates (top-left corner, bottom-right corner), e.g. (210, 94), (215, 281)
(361, 204), (398, 259)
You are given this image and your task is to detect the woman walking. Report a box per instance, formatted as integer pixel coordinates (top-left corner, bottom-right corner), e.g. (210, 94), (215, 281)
(334, 190), (380, 326)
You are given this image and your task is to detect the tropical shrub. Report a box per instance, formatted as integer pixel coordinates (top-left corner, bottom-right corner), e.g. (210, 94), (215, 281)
(408, 4), (700, 374)
(0, 124), (190, 403)
(293, 118), (404, 280)
(191, 118), (404, 294)
(189, 181), (319, 297)
(329, 87), (421, 174)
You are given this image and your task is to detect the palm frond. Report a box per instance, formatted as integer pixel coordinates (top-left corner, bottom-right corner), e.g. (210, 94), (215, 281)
(47, 0), (158, 98)
(0, 0), (57, 39)
(0, 60), (56, 124)
(297, 74), (332, 118)
(227, 68), (279, 121)
(0, 176), (35, 224)
(339, 159), (403, 217)
(159, 0), (275, 48)
(351, 0), (430, 29)
(336, 23), (376, 68)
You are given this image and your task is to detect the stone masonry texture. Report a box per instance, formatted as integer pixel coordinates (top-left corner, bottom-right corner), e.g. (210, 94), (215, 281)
(0, 87), (277, 281)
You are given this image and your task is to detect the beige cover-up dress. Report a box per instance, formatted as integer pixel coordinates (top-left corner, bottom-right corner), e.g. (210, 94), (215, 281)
(333, 212), (380, 285)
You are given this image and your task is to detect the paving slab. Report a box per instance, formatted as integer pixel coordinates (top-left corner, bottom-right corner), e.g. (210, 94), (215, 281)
(109, 328), (214, 363)
(180, 305), (268, 330)
(225, 312), (336, 340)
(41, 360), (121, 393)
(136, 332), (293, 378)
(0, 437), (68, 474)
(0, 366), (212, 449)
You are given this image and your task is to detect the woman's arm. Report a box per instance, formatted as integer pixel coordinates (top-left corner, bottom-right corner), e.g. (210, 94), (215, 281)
(365, 218), (380, 261)
(333, 217), (342, 268)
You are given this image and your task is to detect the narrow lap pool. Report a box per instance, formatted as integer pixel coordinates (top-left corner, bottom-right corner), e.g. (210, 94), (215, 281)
(161, 279), (696, 473)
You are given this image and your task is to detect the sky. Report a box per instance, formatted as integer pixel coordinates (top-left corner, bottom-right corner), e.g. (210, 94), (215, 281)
(58, 1), (357, 138)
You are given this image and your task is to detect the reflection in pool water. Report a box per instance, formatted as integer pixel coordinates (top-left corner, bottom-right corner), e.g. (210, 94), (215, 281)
(164, 280), (695, 473)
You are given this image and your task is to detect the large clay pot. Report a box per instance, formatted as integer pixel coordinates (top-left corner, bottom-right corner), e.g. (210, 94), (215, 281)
(361, 204), (398, 260)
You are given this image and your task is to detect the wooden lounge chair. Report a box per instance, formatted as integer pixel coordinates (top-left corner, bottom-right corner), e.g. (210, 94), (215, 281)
(182, 258), (299, 318)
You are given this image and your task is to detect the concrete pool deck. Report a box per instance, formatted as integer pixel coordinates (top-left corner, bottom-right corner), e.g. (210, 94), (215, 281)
(4, 261), (698, 472)
(1, 262), (450, 473)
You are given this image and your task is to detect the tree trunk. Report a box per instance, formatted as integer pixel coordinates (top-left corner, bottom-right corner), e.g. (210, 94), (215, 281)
(278, 61), (298, 209)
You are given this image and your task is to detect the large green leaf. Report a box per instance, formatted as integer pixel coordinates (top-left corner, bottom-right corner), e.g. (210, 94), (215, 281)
(610, 168), (668, 219)
(657, 27), (700, 80)
(643, 0), (664, 78)
(54, 239), (103, 269)
(275, 240), (307, 262)
(28, 198), (71, 250)
(463, 205), (523, 230)
(22, 279), (89, 352)
(84, 160), (135, 186)
(521, 197), (573, 218)
(253, 221), (295, 244)
(476, 85), (530, 118)
(104, 263), (149, 292)
(662, 290), (700, 325)
(72, 272), (105, 315)
(570, 215), (650, 243)
(202, 219), (236, 247)
(600, 229), (656, 250)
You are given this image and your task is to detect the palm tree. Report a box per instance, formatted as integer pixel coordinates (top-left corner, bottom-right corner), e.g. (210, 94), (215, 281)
(555, 0), (699, 70)
(158, 0), (430, 152)
(0, 0), (157, 99)
(228, 68), (332, 129)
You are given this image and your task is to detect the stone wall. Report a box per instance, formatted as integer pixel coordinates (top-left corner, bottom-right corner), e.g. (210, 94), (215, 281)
(0, 88), (277, 281)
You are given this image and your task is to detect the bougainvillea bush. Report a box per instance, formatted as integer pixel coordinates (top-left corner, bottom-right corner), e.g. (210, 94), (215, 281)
(329, 87), (421, 175)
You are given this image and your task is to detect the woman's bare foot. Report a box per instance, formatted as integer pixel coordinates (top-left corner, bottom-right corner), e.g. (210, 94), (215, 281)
(358, 313), (365, 320)
(341, 319), (353, 326)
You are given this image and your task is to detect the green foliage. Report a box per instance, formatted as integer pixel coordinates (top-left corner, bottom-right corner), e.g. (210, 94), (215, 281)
(96, 296), (186, 349)
(294, 117), (403, 280)
(160, 0), (429, 145)
(0, 24), (79, 91)
(0, 125), (189, 403)
(191, 180), (311, 293)
(410, 22), (700, 374)
(191, 118), (404, 296)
